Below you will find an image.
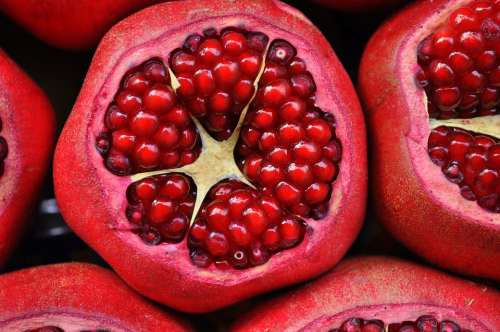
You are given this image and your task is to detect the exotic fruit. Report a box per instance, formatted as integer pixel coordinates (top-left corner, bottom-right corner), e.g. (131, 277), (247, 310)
(0, 0), (161, 50)
(232, 256), (500, 332)
(54, 0), (366, 313)
(0, 50), (55, 267)
(0, 263), (192, 331)
(312, 0), (406, 12)
(359, 0), (500, 280)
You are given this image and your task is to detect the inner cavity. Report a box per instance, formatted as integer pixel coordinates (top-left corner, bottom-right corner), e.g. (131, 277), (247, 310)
(329, 315), (471, 332)
(99, 27), (342, 270)
(417, 0), (500, 212)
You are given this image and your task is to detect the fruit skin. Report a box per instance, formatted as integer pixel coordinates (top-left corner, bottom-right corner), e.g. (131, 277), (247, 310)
(0, 50), (55, 267)
(54, 0), (367, 313)
(313, 0), (406, 12)
(358, 0), (500, 280)
(231, 256), (500, 332)
(0, 0), (161, 50)
(0, 263), (192, 332)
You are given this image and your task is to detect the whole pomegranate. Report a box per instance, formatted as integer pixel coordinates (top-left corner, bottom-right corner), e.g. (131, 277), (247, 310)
(359, 0), (500, 280)
(0, 50), (55, 267)
(0, 263), (192, 331)
(0, 0), (161, 50)
(232, 256), (500, 332)
(54, 0), (367, 313)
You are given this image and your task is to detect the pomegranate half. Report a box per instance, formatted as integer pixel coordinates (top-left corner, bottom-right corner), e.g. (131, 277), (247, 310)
(0, 0), (161, 50)
(0, 50), (55, 267)
(359, 0), (500, 280)
(0, 263), (192, 331)
(54, 0), (366, 313)
(232, 256), (500, 332)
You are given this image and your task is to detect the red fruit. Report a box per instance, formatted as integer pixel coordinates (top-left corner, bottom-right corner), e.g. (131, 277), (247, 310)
(359, 0), (500, 280)
(0, 263), (191, 331)
(0, 0), (163, 50)
(313, 0), (405, 12)
(0, 51), (55, 267)
(232, 257), (500, 331)
(54, 0), (366, 313)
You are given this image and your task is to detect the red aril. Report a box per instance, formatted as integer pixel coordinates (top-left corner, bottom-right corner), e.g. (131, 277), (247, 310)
(0, 50), (55, 267)
(0, 0), (163, 50)
(54, 0), (366, 312)
(0, 263), (192, 331)
(359, 0), (500, 280)
(231, 256), (500, 332)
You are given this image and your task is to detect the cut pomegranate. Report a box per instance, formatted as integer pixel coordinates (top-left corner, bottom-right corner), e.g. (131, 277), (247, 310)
(231, 256), (500, 332)
(359, 0), (500, 280)
(54, 0), (366, 312)
(0, 50), (55, 267)
(0, 0), (162, 50)
(0, 263), (192, 332)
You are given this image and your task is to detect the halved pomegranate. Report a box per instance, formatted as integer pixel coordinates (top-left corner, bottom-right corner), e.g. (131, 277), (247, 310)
(54, 0), (366, 313)
(0, 50), (55, 267)
(0, 263), (192, 331)
(0, 0), (161, 50)
(312, 0), (406, 12)
(231, 256), (500, 331)
(359, 0), (500, 280)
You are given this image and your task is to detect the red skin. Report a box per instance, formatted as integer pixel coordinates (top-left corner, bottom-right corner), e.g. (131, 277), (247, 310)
(313, 0), (406, 12)
(0, 0), (161, 50)
(0, 263), (192, 331)
(359, 0), (500, 281)
(0, 50), (55, 267)
(54, 0), (367, 313)
(232, 256), (500, 331)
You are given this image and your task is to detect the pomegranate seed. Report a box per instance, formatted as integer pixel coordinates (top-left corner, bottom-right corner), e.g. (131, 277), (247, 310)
(275, 181), (301, 206)
(143, 85), (176, 114)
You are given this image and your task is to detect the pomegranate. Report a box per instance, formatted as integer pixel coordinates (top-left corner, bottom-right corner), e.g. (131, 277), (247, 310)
(0, 0), (162, 50)
(231, 256), (500, 332)
(0, 50), (55, 267)
(54, 0), (366, 313)
(312, 0), (406, 12)
(0, 263), (192, 331)
(359, 0), (500, 280)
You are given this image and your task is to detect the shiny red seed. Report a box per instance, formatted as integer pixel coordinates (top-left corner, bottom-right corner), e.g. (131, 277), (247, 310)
(275, 181), (301, 206)
(149, 197), (176, 224)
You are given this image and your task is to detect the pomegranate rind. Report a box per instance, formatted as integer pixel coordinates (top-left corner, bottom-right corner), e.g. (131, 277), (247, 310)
(313, 0), (405, 12)
(0, 0), (160, 50)
(0, 263), (192, 332)
(231, 256), (500, 332)
(54, 0), (367, 313)
(0, 50), (55, 267)
(359, 0), (500, 280)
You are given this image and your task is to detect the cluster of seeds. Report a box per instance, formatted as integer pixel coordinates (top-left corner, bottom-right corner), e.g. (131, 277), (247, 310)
(237, 39), (341, 219)
(416, 0), (500, 119)
(330, 315), (470, 332)
(126, 174), (195, 244)
(170, 28), (269, 140)
(428, 126), (500, 212)
(100, 26), (342, 269)
(188, 180), (306, 269)
(0, 118), (7, 177)
(96, 59), (201, 175)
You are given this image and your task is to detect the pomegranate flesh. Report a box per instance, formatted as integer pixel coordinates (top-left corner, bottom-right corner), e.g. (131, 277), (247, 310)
(359, 0), (500, 280)
(231, 256), (500, 332)
(0, 263), (192, 332)
(54, 0), (366, 312)
(0, 50), (55, 267)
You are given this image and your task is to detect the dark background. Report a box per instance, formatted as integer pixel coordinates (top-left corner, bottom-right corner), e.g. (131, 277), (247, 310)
(0, 0), (453, 331)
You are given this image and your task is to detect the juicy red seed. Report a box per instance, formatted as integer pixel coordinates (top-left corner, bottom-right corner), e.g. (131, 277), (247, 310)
(143, 85), (176, 114)
(306, 119), (332, 144)
(206, 201), (231, 232)
(304, 182), (330, 204)
(278, 123), (305, 146)
(243, 204), (268, 235)
(221, 31), (248, 56)
(267, 39), (297, 65)
(287, 163), (313, 187)
(275, 181), (302, 205)
(206, 232), (230, 257)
